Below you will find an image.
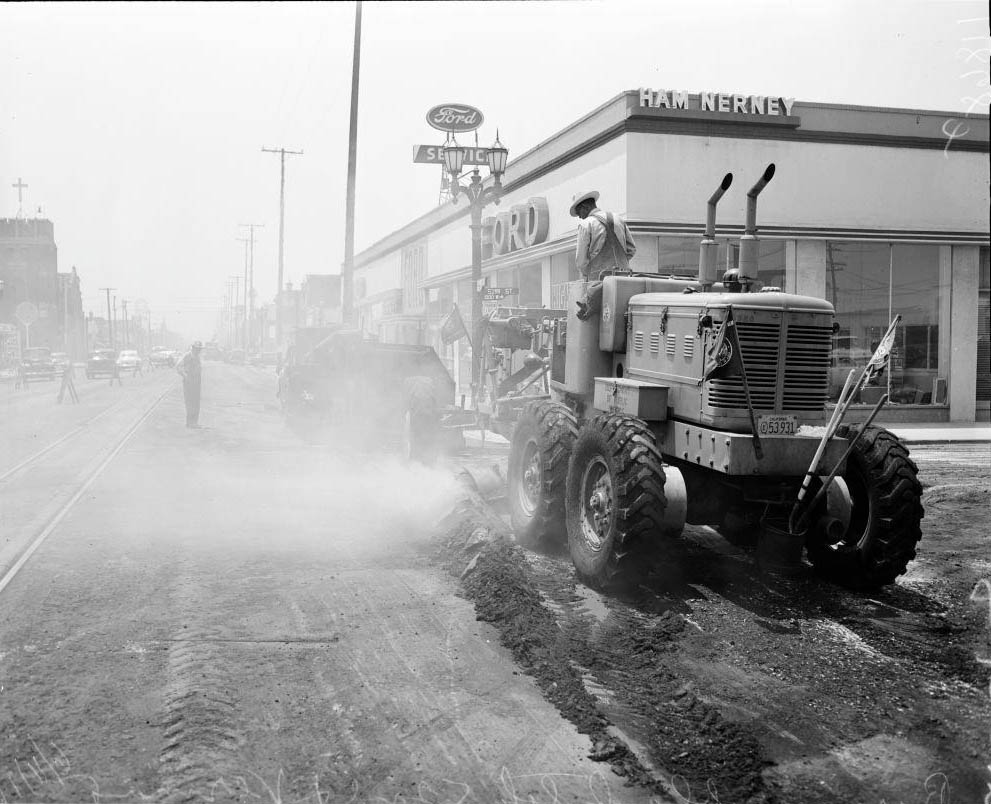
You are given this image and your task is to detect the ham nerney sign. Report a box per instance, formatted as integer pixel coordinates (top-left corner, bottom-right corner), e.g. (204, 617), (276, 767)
(639, 88), (796, 117)
(426, 103), (485, 133)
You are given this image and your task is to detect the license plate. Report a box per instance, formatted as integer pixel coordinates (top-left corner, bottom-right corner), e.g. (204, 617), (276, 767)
(756, 414), (798, 436)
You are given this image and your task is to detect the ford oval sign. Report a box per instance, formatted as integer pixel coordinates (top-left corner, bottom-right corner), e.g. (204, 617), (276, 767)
(426, 103), (484, 133)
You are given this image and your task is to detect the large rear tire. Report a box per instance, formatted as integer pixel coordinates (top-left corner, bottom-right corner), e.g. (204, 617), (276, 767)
(806, 425), (924, 589)
(508, 400), (578, 548)
(565, 413), (667, 590)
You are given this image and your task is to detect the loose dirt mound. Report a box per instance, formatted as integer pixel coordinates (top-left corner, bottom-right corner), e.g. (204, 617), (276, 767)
(434, 491), (772, 803)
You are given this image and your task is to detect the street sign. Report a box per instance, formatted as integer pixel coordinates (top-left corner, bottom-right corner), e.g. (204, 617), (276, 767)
(413, 145), (489, 165)
(425, 103), (484, 133)
(15, 301), (38, 326)
(483, 287), (519, 301)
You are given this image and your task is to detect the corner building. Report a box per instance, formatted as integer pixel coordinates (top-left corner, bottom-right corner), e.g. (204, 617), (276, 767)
(353, 90), (990, 422)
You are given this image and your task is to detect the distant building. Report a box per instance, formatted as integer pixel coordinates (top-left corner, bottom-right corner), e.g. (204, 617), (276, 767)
(0, 217), (59, 355)
(301, 274), (342, 327)
(57, 267), (86, 358)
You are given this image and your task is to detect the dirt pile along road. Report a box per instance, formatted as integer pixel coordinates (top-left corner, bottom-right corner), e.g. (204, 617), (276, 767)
(438, 442), (990, 804)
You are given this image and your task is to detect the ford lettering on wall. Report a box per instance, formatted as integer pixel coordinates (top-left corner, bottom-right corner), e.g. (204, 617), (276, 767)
(426, 103), (484, 133)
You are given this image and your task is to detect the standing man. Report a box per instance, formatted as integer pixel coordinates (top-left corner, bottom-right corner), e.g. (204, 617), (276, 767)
(569, 190), (637, 319)
(57, 360), (79, 404)
(176, 341), (203, 428)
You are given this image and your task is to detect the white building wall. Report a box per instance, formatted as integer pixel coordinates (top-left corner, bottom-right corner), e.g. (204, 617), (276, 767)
(625, 132), (989, 234)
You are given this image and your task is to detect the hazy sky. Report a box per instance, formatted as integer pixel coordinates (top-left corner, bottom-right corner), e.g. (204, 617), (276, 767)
(1, 0), (988, 339)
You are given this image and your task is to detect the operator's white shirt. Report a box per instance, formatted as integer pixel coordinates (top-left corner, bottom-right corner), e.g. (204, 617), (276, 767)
(575, 207), (637, 277)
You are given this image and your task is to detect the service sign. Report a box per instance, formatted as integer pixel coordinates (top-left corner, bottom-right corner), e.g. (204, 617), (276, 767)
(426, 103), (484, 133)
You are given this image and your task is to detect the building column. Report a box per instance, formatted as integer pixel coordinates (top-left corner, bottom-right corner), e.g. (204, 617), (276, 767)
(948, 245), (979, 422)
(793, 240), (827, 300)
(541, 259), (551, 306)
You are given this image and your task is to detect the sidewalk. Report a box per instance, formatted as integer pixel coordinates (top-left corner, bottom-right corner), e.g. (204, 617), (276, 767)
(876, 421), (991, 445)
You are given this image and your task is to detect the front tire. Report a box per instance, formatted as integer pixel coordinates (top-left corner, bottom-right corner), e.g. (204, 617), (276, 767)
(508, 400), (578, 548)
(565, 413), (667, 590)
(806, 425), (924, 589)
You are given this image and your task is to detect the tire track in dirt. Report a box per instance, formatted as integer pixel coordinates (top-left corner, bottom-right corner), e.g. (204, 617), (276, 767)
(157, 596), (246, 803)
(435, 497), (772, 803)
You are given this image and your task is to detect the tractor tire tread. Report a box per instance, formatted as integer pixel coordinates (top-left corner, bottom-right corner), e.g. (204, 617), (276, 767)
(509, 400), (579, 547)
(807, 425), (924, 589)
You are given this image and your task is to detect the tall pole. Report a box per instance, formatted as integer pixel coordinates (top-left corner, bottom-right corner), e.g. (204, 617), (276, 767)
(342, 0), (362, 327)
(236, 236), (250, 349)
(101, 288), (115, 350)
(121, 299), (129, 348)
(112, 297), (118, 351)
(262, 146), (303, 348)
(239, 223), (263, 351)
(230, 276), (241, 350)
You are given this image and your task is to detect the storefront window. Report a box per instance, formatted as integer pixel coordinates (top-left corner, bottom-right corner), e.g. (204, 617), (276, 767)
(656, 236), (784, 289)
(549, 251), (577, 309)
(824, 242), (944, 405)
(978, 247), (990, 402)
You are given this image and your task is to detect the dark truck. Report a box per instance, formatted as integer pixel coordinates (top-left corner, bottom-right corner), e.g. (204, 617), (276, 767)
(277, 327), (461, 460)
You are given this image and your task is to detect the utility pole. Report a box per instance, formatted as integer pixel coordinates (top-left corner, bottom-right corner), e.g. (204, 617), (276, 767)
(229, 276), (242, 351)
(100, 288), (115, 350)
(343, 1), (362, 327)
(121, 299), (129, 348)
(239, 223), (263, 352)
(236, 236), (250, 349)
(262, 146), (303, 349)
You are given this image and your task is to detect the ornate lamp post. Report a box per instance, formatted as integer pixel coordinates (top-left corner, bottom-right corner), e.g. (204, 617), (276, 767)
(443, 132), (508, 398)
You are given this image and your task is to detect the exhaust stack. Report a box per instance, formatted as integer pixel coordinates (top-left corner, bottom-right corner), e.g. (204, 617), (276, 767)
(737, 163), (775, 282)
(698, 172), (733, 290)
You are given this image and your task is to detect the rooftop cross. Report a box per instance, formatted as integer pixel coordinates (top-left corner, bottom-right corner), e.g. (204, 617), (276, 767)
(12, 177), (27, 218)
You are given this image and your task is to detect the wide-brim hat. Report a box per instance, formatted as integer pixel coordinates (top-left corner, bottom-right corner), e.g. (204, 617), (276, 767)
(569, 190), (599, 217)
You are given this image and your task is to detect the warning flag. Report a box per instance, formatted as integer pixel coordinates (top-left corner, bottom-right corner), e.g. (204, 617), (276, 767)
(860, 315), (901, 389)
(703, 307), (746, 382)
(440, 303), (469, 345)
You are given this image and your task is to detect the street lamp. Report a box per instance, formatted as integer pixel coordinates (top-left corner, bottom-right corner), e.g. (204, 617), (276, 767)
(443, 131), (508, 399)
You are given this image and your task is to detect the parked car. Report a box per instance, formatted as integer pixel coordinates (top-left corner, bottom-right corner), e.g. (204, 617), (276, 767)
(50, 352), (71, 375)
(226, 349), (245, 364)
(116, 349), (142, 372)
(86, 349), (118, 379)
(149, 348), (175, 368)
(20, 346), (56, 383)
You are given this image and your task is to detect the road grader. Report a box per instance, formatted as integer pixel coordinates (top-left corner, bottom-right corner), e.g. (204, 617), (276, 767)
(507, 165), (924, 590)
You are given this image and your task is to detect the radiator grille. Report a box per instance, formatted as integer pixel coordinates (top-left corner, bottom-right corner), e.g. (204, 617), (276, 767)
(708, 319), (831, 411)
(649, 332), (660, 354)
(783, 324), (832, 409)
(666, 333), (677, 357)
(633, 331), (644, 352)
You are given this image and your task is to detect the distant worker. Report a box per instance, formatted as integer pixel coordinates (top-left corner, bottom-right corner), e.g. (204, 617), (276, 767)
(569, 190), (637, 320)
(176, 341), (203, 428)
(110, 358), (123, 387)
(57, 360), (79, 404)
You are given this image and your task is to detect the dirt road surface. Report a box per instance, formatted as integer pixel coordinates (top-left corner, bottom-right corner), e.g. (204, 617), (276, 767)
(0, 364), (647, 803)
(1, 364), (987, 803)
(448, 442), (990, 804)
